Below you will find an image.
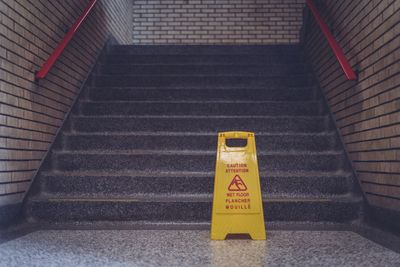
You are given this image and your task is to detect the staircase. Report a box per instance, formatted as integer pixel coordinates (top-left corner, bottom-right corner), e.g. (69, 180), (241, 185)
(24, 45), (363, 227)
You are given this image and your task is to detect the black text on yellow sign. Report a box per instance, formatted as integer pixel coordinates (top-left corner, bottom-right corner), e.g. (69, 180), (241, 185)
(211, 131), (266, 240)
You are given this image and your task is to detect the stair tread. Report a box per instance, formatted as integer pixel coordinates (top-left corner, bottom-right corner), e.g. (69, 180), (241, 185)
(53, 149), (343, 155)
(103, 63), (308, 66)
(79, 101), (323, 116)
(88, 86), (316, 90)
(108, 52), (304, 55)
(72, 114), (327, 119)
(109, 54), (304, 57)
(110, 44), (303, 53)
(41, 170), (352, 178)
(106, 54), (305, 57)
(80, 100), (320, 104)
(63, 131), (334, 137)
(62, 133), (336, 151)
(95, 74), (310, 77)
(106, 61), (306, 66)
(31, 193), (362, 203)
(25, 220), (350, 230)
(106, 57), (305, 62)
(39, 169), (352, 197)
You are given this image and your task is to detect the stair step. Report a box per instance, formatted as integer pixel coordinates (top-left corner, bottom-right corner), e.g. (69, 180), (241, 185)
(26, 195), (362, 222)
(79, 101), (323, 116)
(94, 74), (311, 87)
(103, 64), (310, 75)
(52, 150), (345, 172)
(110, 45), (304, 55)
(62, 132), (337, 151)
(25, 220), (356, 231)
(71, 115), (329, 133)
(40, 170), (352, 196)
(106, 54), (305, 64)
(88, 87), (317, 101)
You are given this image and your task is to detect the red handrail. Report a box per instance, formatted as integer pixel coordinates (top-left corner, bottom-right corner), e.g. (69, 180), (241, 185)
(306, 0), (357, 80)
(35, 0), (98, 80)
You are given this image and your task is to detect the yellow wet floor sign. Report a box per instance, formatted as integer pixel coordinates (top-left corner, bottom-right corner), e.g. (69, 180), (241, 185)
(211, 131), (266, 240)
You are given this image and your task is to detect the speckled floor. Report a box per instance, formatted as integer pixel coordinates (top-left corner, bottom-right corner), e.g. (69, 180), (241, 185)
(0, 230), (399, 267)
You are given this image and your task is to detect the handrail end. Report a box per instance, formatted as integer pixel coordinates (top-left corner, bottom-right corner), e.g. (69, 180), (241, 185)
(346, 68), (358, 81)
(35, 70), (45, 81)
(347, 74), (358, 81)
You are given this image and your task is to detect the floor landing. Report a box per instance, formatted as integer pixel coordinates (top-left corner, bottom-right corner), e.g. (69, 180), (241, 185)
(0, 230), (399, 266)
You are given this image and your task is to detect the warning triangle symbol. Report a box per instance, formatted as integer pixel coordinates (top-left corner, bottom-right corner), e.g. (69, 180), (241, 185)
(228, 175), (248, 191)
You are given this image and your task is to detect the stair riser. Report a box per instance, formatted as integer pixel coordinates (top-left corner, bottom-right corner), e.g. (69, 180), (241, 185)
(42, 175), (350, 196)
(79, 102), (322, 116)
(89, 88), (317, 101)
(63, 134), (337, 151)
(53, 153), (344, 172)
(106, 55), (305, 64)
(72, 117), (329, 133)
(110, 45), (304, 55)
(27, 200), (360, 222)
(94, 75), (311, 87)
(104, 64), (310, 75)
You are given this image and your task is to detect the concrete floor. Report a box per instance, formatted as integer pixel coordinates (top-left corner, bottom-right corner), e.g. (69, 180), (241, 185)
(0, 230), (399, 267)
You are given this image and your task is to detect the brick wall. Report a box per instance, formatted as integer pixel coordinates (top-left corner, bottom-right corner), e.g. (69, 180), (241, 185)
(304, 1), (400, 216)
(132, 0), (305, 44)
(0, 0), (132, 218)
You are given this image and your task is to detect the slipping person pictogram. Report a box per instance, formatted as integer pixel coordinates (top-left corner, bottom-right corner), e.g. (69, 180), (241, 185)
(228, 175), (248, 191)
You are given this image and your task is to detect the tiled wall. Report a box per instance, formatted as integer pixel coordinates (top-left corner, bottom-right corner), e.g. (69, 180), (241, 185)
(132, 0), (305, 44)
(304, 0), (400, 215)
(0, 0), (132, 216)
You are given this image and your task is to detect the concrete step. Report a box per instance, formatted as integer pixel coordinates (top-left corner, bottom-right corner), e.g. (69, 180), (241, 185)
(71, 115), (330, 133)
(52, 150), (346, 172)
(110, 44), (305, 55)
(106, 54), (306, 64)
(26, 195), (362, 223)
(39, 170), (353, 196)
(78, 100), (323, 116)
(93, 74), (312, 88)
(103, 64), (310, 75)
(88, 87), (318, 101)
(61, 132), (338, 151)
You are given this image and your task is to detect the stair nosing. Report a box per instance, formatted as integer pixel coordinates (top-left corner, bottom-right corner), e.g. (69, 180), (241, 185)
(103, 63), (309, 67)
(41, 170), (352, 178)
(72, 115), (327, 119)
(53, 149), (343, 156)
(106, 54), (305, 57)
(31, 194), (363, 204)
(88, 86), (316, 90)
(104, 63), (307, 67)
(80, 100), (321, 104)
(94, 74), (311, 78)
(62, 131), (335, 137)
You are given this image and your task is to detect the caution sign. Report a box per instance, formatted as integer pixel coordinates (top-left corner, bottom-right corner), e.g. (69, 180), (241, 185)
(211, 131), (266, 240)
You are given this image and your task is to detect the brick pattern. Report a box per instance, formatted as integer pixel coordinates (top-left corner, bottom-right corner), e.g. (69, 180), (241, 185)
(132, 0), (305, 44)
(0, 0), (132, 207)
(304, 0), (400, 211)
